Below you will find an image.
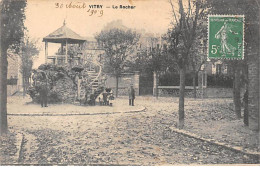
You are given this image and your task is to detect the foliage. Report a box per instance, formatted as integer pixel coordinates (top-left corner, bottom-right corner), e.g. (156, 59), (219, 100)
(164, 0), (203, 128)
(148, 45), (168, 72)
(95, 28), (140, 97)
(159, 72), (198, 86)
(0, 0), (27, 134)
(207, 74), (233, 88)
(20, 36), (40, 95)
(128, 49), (150, 73)
(27, 85), (63, 104)
(38, 64), (67, 86)
(95, 28), (140, 76)
(129, 43), (169, 73)
(165, 0), (205, 69)
(189, 21), (207, 73)
(1, 0), (27, 52)
(20, 38), (39, 78)
(159, 71), (233, 88)
(28, 64), (80, 103)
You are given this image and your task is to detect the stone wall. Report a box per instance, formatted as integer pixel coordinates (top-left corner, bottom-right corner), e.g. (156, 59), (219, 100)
(157, 86), (204, 98)
(157, 86), (233, 98)
(105, 72), (140, 96)
(7, 54), (19, 79)
(205, 87), (233, 98)
(7, 53), (21, 96)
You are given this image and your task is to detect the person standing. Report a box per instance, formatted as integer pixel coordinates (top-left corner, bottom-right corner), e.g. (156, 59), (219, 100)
(102, 92), (108, 105)
(128, 84), (135, 106)
(39, 82), (48, 107)
(39, 73), (48, 107)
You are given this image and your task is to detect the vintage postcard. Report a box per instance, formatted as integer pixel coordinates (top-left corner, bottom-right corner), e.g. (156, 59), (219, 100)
(0, 0), (259, 166)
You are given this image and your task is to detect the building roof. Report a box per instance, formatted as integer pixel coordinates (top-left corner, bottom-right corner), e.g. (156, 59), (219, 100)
(43, 21), (86, 44)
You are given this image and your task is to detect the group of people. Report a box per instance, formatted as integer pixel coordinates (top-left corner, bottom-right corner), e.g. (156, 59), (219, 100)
(98, 88), (114, 106)
(98, 84), (135, 106)
(37, 79), (136, 107)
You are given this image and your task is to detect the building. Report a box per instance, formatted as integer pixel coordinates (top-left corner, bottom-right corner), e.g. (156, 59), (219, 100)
(7, 52), (22, 96)
(43, 21), (86, 65)
(204, 60), (232, 76)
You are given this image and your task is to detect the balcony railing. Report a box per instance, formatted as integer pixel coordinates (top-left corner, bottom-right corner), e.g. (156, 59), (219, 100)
(47, 55), (84, 67)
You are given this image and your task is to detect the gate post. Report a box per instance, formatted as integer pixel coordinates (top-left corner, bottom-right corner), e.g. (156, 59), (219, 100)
(153, 71), (158, 97)
(134, 71), (140, 96)
(198, 70), (207, 98)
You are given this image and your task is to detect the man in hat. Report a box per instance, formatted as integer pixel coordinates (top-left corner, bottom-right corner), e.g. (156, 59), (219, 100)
(128, 84), (135, 106)
(39, 81), (48, 107)
(39, 72), (48, 107)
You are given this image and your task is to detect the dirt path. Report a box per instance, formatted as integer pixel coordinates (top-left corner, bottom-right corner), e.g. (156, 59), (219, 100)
(3, 96), (259, 165)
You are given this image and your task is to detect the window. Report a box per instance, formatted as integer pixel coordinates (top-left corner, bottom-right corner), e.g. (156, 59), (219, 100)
(216, 64), (222, 75)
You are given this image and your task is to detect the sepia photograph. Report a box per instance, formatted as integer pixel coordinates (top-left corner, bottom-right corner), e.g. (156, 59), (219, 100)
(0, 0), (259, 166)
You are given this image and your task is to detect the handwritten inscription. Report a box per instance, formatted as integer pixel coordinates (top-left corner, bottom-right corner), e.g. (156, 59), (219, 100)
(87, 9), (103, 17)
(55, 2), (104, 9)
(55, 2), (103, 17)
(55, 2), (87, 9)
(54, 2), (136, 17)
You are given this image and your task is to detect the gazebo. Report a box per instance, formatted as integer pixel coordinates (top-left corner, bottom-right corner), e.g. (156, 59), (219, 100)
(43, 21), (86, 65)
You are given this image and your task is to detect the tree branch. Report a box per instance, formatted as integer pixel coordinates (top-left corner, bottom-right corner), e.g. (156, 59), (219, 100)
(169, 0), (179, 26)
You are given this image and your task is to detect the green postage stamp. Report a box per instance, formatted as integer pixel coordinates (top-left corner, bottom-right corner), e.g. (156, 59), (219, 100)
(208, 15), (244, 59)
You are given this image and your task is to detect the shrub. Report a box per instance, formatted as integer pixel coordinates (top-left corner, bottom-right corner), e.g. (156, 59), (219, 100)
(207, 74), (233, 88)
(28, 64), (77, 104)
(48, 89), (62, 103)
(159, 72), (198, 86)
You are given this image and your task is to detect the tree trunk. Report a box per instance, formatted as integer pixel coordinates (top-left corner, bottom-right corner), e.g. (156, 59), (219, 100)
(243, 65), (249, 126)
(233, 66), (241, 118)
(26, 77), (29, 92)
(0, 46), (8, 135)
(156, 71), (159, 99)
(179, 66), (186, 129)
(115, 75), (119, 98)
(25, 76), (30, 95)
(243, 89), (249, 126)
(192, 72), (197, 99)
(22, 72), (26, 97)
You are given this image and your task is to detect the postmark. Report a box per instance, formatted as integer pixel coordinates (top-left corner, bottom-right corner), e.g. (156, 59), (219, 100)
(208, 15), (244, 59)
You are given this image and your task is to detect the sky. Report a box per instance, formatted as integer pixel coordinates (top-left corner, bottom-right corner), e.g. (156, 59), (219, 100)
(24, 0), (178, 68)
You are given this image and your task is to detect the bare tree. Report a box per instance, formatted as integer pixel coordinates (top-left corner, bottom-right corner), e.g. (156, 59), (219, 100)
(147, 38), (167, 99)
(20, 37), (39, 96)
(190, 38), (207, 99)
(166, 0), (203, 128)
